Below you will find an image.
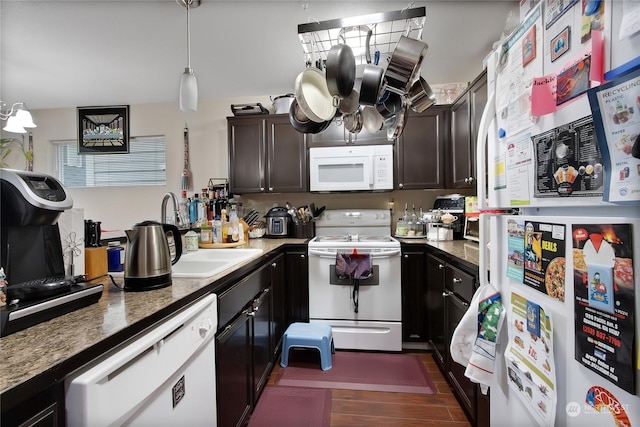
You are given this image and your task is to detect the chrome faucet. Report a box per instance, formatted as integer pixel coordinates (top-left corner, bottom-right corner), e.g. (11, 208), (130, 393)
(161, 192), (184, 228)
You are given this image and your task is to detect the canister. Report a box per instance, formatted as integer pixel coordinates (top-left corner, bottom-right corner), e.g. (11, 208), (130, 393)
(107, 241), (125, 272)
(185, 230), (199, 251)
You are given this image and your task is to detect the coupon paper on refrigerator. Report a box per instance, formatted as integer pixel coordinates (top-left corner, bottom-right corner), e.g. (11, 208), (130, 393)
(505, 292), (557, 427)
(572, 223), (636, 394)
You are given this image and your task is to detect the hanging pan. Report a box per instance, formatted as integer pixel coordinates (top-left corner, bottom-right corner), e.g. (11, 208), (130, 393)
(326, 44), (356, 105)
(294, 38), (336, 123)
(385, 35), (428, 95)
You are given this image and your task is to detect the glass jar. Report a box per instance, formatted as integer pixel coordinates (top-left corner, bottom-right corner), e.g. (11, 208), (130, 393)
(185, 230), (199, 252)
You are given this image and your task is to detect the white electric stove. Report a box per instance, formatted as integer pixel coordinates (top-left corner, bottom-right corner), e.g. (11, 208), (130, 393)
(307, 209), (402, 351)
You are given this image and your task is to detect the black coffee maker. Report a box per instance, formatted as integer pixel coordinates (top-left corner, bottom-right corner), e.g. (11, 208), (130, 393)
(0, 169), (72, 283)
(0, 169), (103, 336)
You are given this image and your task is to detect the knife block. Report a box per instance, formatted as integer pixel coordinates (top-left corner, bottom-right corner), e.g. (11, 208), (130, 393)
(85, 247), (107, 284)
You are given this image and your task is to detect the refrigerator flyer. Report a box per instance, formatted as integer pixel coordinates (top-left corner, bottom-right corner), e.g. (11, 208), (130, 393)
(522, 221), (567, 303)
(507, 219), (526, 282)
(496, 3), (543, 136)
(587, 65), (640, 204)
(572, 224), (636, 393)
(505, 292), (557, 427)
(533, 115), (604, 198)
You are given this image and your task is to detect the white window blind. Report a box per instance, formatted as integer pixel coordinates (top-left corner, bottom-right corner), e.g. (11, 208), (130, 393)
(54, 136), (166, 188)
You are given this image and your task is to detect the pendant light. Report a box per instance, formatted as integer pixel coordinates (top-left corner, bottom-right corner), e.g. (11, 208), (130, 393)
(1, 102), (37, 134)
(178, 0), (200, 112)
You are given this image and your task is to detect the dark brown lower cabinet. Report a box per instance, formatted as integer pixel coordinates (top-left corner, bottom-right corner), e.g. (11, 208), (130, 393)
(426, 252), (446, 369)
(284, 246), (309, 325)
(401, 245), (428, 342)
(0, 383), (64, 427)
(216, 260), (275, 427)
(216, 308), (252, 427)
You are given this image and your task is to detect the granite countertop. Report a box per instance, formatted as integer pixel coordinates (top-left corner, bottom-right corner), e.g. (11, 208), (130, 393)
(0, 238), (306, 404)
(397, 238), (481, 269)
(1, 236), (480, 406)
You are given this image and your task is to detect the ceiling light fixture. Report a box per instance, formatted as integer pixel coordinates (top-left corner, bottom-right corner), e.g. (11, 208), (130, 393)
(1, 101), (37, 134)
(177, 0), (200, 112)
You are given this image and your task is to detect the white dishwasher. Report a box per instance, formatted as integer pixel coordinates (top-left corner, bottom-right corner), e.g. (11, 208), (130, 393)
(66, 294), (217, 426)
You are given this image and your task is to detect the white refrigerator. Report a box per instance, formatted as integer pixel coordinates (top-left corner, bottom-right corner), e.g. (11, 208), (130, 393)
(456, 1), (640, 426)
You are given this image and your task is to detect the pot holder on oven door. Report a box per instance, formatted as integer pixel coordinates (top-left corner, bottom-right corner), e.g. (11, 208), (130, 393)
(349, 252), (372, 314)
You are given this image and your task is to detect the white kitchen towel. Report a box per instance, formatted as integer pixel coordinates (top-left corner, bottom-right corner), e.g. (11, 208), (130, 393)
(450, 282), (504, 394)
(57, 208), (85, 276)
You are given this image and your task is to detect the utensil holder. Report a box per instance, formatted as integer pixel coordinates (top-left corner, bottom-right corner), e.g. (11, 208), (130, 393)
(294, 221), (315, 238)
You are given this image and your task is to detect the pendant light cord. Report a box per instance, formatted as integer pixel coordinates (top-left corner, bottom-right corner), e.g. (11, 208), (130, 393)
(186, 0), (191, 70)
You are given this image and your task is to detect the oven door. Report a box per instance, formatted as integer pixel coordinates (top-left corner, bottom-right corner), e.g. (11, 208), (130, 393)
(307, 247), (401, 320)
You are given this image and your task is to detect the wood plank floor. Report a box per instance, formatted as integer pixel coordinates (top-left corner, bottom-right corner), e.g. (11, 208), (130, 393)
(265, 351), (471, 427)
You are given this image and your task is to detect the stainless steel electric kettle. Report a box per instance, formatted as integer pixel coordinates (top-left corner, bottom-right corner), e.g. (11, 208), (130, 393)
(124, 220), (182, 291)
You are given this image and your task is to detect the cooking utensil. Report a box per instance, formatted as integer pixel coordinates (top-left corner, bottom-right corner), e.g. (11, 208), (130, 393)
(271, 93), (295, 114)
(385, 35), (428, 95)
(338, 89), (360, 114)
(265, 206), (292, 237)
(407, 76), (436, 113)
(181, 125), (191, 191)
(362, 105), (384, 133)
(295, 39), (336, 123)
(386, 98), (409, 141)
(288, 99), (333, 134)
(124, 221), (182, 291)
(326, 44), (356, 105)
(343, 108), (363, 134)
(359, 64), (385, 106)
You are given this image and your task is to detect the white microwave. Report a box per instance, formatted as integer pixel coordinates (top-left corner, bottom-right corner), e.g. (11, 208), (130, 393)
(309, 144), (394, 192)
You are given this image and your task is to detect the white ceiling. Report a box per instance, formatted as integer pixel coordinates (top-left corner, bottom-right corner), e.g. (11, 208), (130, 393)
(1, 0), (519, 110)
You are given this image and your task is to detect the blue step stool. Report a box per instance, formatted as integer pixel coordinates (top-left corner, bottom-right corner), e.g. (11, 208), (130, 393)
(280, 322), (334, 371)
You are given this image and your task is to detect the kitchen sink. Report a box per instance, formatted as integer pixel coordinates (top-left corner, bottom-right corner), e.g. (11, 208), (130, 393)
(171, 248), (264, 278)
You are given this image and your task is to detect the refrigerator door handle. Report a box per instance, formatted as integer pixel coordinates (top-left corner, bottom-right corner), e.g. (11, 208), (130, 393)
(476, 84), (496, 290)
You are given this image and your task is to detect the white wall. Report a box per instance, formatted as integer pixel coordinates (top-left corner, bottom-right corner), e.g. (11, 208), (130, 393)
(2, 96), (270, 236)
(3, 97), (473, 237)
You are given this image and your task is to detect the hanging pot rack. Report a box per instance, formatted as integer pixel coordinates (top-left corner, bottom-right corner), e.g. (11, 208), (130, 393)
(297, 7), (426, 69)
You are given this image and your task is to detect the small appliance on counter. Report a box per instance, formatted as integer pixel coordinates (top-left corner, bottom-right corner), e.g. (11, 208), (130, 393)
(431, 194), (466, 240)
(463, 196), (480, 242)
(264, 206), (292, 238)
(124, 221), (182, 291)
(0, 169), (103, 337)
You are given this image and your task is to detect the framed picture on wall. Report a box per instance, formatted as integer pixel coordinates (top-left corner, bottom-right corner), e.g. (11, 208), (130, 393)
(77, 105), (130, 154)
(551, 26), (571, 62)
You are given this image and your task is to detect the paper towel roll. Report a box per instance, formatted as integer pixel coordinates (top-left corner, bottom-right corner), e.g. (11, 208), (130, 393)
(57, 208), (85, 276)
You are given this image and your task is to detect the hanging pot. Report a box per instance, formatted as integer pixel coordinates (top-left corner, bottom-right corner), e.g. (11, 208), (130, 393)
(343, 108), (363, 134)
(288, 99), (333, 134)
(359, 64), (385, 106)
(294, 67), (336, 123)
(272, 94), (295, 114)
(407, 77), (436, 113)
(385, 36), (428, 95)
(362, 105), (384, 133)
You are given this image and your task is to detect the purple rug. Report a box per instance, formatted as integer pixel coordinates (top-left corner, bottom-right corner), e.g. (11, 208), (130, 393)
(248, 386), (331, 427)
(277, 351), (436, 394)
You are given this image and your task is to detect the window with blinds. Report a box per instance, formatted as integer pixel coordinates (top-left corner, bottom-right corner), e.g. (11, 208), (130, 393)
(54, 136), (167, 188)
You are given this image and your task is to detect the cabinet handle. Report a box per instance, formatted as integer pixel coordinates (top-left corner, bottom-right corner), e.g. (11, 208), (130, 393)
(468, 177), (475, 184)
(246, 310), (256, 317)
(464, 177), (469, 183)
(404, 254), (409, 258)
(453, 278), (463, 284)
(260, 187), (265, 191)
(269, 187), (274, 191)
(399, 183), (404, 188)
(438, 264), (444, 269)
(272, 262), (277, 267)
(300, 254), (305, 259)
(442, 291), (453, 298)
(462, 300), (469, 307)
